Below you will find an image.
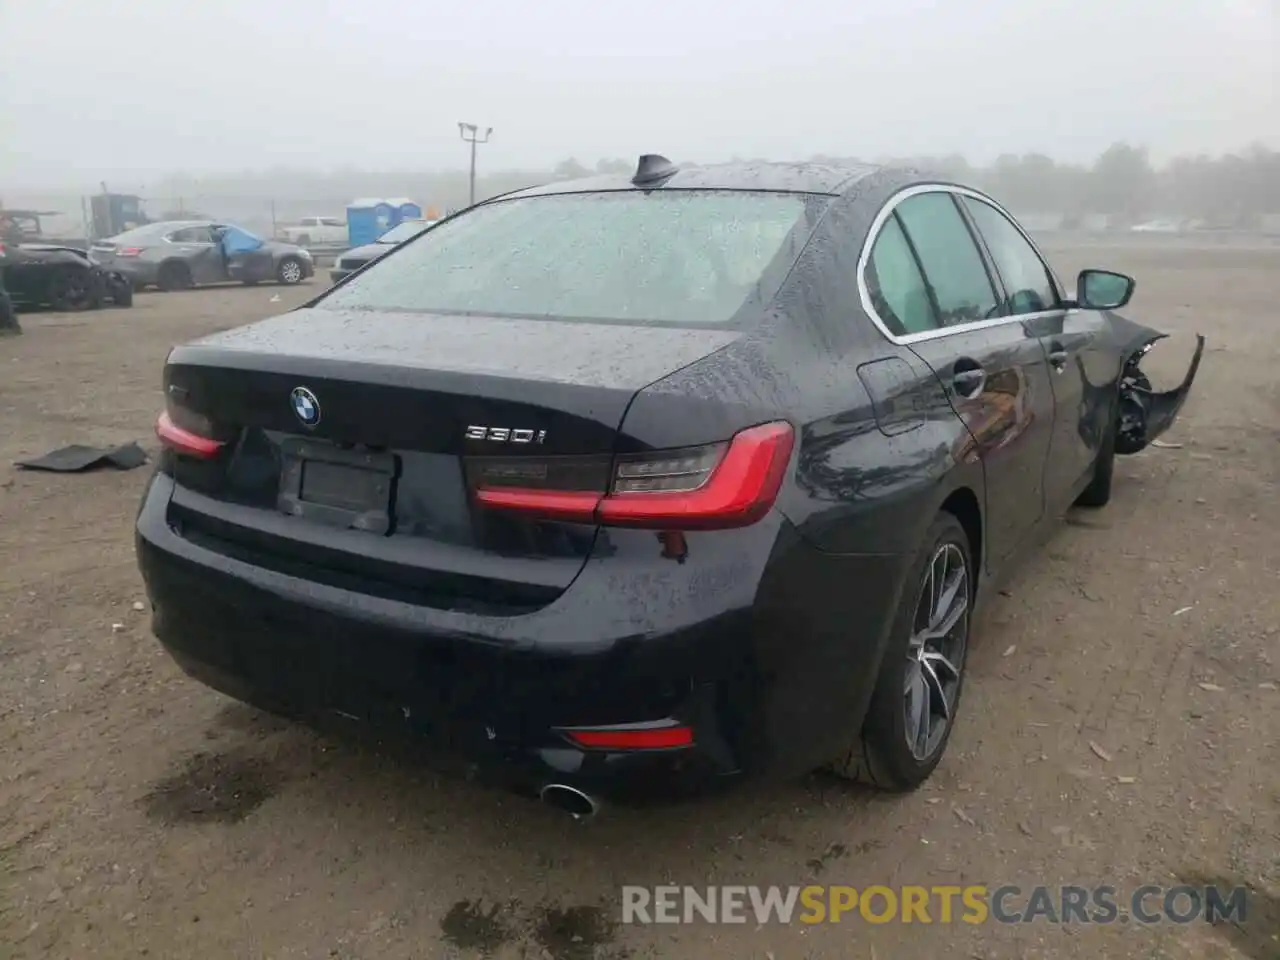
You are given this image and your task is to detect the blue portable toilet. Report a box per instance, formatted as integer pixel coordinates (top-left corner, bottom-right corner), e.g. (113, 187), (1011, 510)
(385, 198), (423, 227)
(345, 198), (397, 247)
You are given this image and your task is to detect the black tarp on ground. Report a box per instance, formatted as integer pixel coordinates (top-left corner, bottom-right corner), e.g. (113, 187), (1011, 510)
(15, 442), (148, 473)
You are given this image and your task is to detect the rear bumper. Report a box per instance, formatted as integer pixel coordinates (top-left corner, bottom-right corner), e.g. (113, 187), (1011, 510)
(135, 472), (908, 801)
(328, 268), (352, 284)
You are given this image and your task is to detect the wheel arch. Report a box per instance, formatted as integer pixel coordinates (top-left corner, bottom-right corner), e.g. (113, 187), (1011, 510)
(938, 486), (982, 594)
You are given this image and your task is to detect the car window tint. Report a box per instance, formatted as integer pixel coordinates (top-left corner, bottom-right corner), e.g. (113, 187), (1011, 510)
(320, 190), (825, 327)
(865, 214), (937, 336)
(895, 193), (999, 326)
(962, 197), (1059, 314)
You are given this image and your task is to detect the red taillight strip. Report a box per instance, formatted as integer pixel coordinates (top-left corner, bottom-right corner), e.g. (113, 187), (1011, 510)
(562, 724), (695, 750)
(473, 421), (795, 531)
(473, 487), (599, 523)
(156, 411), (224, 459)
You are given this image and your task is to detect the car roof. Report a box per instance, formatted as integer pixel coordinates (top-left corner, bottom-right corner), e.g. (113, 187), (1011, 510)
(153, 220), (216, 230)
(501, 158), (885, 201)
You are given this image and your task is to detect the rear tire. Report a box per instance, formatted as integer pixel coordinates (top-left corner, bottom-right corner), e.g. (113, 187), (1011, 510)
(276, 257), (304, 285)
(829, 512), (973, 791)
(157, 261), (192, 292)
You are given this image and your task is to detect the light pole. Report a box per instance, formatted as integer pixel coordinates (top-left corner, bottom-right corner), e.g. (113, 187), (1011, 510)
(457, 122), (493, 208)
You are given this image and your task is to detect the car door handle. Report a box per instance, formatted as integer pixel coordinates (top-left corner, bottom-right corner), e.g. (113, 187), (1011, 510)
(952, 360), (985, 398)
(1048, 342), (1068, 371)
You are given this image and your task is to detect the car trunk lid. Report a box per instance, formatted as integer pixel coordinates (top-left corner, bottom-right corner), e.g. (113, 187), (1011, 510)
(160, 307), (739, 612)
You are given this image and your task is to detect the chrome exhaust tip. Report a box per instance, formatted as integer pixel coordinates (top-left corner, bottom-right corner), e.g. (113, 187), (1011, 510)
(539, 783), (600, 820)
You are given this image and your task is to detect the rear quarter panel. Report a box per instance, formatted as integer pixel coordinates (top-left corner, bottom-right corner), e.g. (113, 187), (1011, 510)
(622, 179), (986, 772)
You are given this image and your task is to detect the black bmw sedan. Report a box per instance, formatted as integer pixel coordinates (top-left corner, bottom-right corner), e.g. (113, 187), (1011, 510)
(136, 156), (1203, 814)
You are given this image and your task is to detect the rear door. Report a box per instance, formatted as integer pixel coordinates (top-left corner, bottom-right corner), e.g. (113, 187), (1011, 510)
(958, 194), (1109, 512)
(169, 226), (225, 283)
(864, 188), (1057, 571)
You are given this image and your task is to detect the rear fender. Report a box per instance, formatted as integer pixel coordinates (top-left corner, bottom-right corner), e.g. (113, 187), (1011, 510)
(1111, 317), (1206, 455)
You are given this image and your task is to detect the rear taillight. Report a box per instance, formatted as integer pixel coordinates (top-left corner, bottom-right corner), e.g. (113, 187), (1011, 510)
(116, 247), (143, 257)
(472, 421), (794, 530)
(156, 410), (224, 459)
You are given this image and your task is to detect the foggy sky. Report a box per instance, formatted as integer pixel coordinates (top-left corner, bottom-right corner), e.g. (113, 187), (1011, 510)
(1, 0), (1274, 188)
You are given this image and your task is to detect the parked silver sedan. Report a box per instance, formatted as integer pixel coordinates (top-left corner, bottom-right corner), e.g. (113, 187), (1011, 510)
(89, 221), (314, 291)
(328, 218), (436, 284)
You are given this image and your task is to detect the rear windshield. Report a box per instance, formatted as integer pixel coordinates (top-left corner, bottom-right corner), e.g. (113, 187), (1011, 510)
(319, 190), (825, 326)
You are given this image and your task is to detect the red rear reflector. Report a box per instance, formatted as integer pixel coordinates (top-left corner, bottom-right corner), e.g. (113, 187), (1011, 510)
(564, 725), (694, 750)
(473, 420), (794, 531)
(156, 411), (224, 459)
(117, 247), (143, 257)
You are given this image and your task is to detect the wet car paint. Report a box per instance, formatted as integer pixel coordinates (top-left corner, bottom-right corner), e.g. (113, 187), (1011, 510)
(136, 160), (1204, 802)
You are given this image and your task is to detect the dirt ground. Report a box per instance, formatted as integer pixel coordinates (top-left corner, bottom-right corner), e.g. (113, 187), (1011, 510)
(1, 244), (1277, 960)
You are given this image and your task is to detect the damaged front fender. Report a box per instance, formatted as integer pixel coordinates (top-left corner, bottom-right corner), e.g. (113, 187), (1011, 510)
(1108, 314), (1206, 455)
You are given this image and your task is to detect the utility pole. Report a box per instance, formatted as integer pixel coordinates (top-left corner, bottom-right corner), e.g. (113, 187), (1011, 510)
(457, 123), (493, 208)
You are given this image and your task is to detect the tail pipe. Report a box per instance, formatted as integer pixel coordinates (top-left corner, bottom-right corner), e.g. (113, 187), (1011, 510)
(539, 783), (600, 821)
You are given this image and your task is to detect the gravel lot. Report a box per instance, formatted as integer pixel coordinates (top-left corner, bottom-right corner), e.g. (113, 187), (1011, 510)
(1, 244), (1277, 960)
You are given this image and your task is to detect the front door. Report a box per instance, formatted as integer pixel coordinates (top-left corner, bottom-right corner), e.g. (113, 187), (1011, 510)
(956, 195), (1109, 512)
(226, 247), (276, 282)
(217, 226), (277, 283)
(864, 188), (1056, 571)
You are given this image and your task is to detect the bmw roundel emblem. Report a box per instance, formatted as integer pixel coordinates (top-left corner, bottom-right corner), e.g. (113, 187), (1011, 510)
(291, 386), (321, 428)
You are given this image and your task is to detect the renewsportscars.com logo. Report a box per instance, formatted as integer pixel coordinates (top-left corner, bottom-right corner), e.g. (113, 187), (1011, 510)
(620, 885), (1250, 926)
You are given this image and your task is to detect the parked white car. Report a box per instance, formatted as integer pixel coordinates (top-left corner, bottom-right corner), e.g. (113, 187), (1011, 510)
(278, 217), (347, 247)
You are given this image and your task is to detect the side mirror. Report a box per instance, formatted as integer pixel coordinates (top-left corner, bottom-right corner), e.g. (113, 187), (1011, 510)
(1076, 269), (1135, 310)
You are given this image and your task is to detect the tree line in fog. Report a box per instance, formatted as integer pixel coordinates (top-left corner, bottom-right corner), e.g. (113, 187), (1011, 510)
(32, 140), (1276, 233)
(554, 142), (1279, 226)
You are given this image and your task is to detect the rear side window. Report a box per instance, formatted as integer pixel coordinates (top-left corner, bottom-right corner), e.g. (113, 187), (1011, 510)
(319, 190), (825, 327)
(865, 215), (937, 336)
(170, 226), (214, 243)
(961, 197), (1060, 314)
(894, 193), (999, 327)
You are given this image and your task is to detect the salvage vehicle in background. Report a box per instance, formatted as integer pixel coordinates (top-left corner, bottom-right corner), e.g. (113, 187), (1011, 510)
(278, 216), (347, 247)
(137, 156), (1203, 817)
(0, 244), (17, 334)
(328, 218), (435, 284)
(1, 242), (133, 311)
(90, 221), (313, 291)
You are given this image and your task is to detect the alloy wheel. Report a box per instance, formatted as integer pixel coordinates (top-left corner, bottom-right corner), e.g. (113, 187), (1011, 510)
(903, 541), (969, 761)
(280, 260), (302, 284)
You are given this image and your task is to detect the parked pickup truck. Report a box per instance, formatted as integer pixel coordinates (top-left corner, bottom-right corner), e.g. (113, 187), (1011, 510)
(277, 216), (347, 247)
